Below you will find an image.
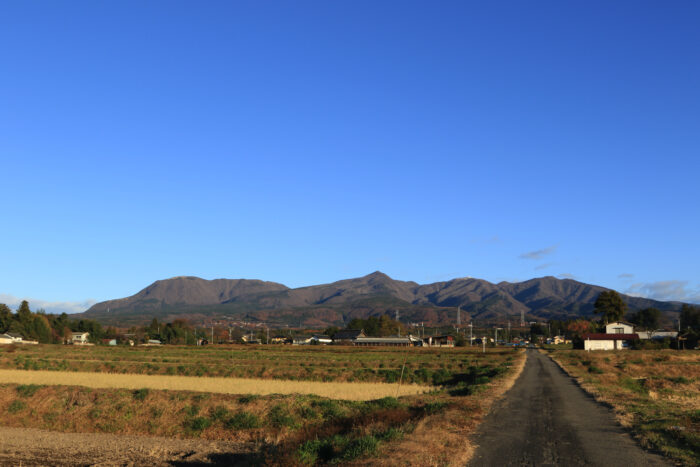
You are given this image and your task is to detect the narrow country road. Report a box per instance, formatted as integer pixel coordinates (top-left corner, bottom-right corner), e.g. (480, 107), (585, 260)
(468, 349), (671, 467)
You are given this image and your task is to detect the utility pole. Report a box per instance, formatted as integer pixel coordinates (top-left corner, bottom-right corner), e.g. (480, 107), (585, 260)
(469, 323), (473, 346)
(211, 326), (214, 344)
(396, 309), (400, 336)
(266, 327), (269, 345)
(457, 306), (461, 326)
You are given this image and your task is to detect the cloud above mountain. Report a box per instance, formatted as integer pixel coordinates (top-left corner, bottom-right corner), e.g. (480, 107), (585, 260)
(519, 245), (557, 260)
(0, 294), (96, 314)
(625, 281), (700, 304)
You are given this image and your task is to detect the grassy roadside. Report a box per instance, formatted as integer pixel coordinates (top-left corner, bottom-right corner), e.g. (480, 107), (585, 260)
(545, 349), (700, 466)
(0, 346), (526, 465)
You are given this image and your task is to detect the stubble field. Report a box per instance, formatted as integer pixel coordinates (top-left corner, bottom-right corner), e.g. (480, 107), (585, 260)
(0, 344), (525, 465)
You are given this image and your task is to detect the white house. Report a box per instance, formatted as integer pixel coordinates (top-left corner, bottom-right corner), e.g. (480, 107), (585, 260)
(71, 332), (90, 344)
(0, 334), (17, 345)
(605, 322), (635, 334)
(310, 335), (332, 345)
(0, 333), (25, 344)
(292, 336), (313, 345)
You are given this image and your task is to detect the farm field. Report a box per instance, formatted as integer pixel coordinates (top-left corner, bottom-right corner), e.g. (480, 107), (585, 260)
(548, 349), (700, 466)
(0, 344), (525, 465)
(1, 343), (495, 385)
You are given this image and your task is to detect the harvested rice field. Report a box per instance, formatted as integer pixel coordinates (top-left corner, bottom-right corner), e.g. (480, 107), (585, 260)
(0, 368), (430, 400)
(0, 344), (525, 465)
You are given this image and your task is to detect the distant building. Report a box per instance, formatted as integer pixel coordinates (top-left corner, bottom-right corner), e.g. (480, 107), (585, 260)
(311, 335), (332, 345)
(71, 332), (90, 345)
(353, 336), (416, 347)
(580, 334), (637, 350)
(270, 335), (289, 344)
(1, 333), (24, 344)
(292, 336), (313, 345)
(423, 335), (455, 347)
(101, 338), (118, 346)
(332, 329), (366, 345)
(637, 330), (679, 340)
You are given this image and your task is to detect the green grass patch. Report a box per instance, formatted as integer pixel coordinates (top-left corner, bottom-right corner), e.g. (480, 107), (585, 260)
(16, 384), (43, 398)
(7, 400), (26, 413)
(225, 411), (261, 429)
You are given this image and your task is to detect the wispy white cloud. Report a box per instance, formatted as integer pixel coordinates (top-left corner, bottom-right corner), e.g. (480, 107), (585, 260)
(625, 281), (700, 304)
(618, 273), (634, 279)
(519, 245), (558, 260)
(0, 294), (96, 314)
(558, 273), (577, 280)
(534, 263), (554, 270)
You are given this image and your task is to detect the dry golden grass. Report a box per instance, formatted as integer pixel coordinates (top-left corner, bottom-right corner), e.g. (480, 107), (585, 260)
(361, 349), (527, 467)
(0, 369), (430, 401)
(547, 349), (700, 466)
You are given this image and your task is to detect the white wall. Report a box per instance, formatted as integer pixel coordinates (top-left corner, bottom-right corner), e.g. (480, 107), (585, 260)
(584, 339), (615, 351)
(605, 322), (633, 334)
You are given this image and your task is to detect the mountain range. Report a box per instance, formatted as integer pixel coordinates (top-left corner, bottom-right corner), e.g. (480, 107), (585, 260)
(77, 272), (685, 328)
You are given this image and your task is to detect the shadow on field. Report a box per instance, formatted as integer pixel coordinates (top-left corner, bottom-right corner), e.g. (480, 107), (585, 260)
(170, 452), (265, 467)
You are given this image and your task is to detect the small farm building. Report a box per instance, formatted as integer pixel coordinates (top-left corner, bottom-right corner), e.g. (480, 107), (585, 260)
(580, 333), (638, 350)
(423, 335), (455, 347)
(293, 336), (313, 345)
(311, 335), (332, 345)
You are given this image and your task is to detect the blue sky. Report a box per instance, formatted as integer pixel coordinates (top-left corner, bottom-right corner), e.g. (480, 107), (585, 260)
(1, 1), (699, 313)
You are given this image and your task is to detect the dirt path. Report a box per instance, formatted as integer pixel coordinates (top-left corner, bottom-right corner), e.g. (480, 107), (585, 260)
(468, 349), (671, 466)
(0, 426), (259, 466)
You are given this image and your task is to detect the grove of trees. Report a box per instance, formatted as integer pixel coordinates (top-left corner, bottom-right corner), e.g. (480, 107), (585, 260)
(0, 300), (105, 344)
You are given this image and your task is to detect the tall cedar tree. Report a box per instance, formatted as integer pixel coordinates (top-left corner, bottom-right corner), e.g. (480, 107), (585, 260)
(593, 290), (627, 324)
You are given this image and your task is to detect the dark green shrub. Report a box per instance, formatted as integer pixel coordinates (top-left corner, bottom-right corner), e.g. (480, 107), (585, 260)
(267, 404), (298, 428)
(209, 405), (230, 422)
(132, 388), (149, 401)
(184, 416), (211, 432)
(225, 411), (261, 429)
(371, 397), (400, 409)
(341, 435), (379, 460)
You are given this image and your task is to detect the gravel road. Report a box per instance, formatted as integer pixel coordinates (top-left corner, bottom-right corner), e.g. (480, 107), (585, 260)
(468, 349), (671, 466)
(0, 426), (258, 466)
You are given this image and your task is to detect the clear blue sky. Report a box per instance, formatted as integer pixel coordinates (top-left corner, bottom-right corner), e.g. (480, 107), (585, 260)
(1, 1), (699, 313)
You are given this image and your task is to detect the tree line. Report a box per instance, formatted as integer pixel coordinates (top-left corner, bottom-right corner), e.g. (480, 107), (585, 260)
(0, 300), (105, 343)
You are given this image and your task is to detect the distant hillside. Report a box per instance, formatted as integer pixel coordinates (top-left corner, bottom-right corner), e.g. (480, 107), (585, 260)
(77, 272), (686, 327)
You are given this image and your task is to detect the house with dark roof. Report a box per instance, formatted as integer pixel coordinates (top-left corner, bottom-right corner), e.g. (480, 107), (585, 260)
(332, 329), (366, 345)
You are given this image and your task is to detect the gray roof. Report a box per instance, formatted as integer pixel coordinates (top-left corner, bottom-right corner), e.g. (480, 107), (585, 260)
(354, 336), (413, 344)
(333, 329), (365, 340)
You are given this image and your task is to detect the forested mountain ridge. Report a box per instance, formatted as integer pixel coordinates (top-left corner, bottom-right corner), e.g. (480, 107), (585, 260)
(76, 272), (686, 327)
